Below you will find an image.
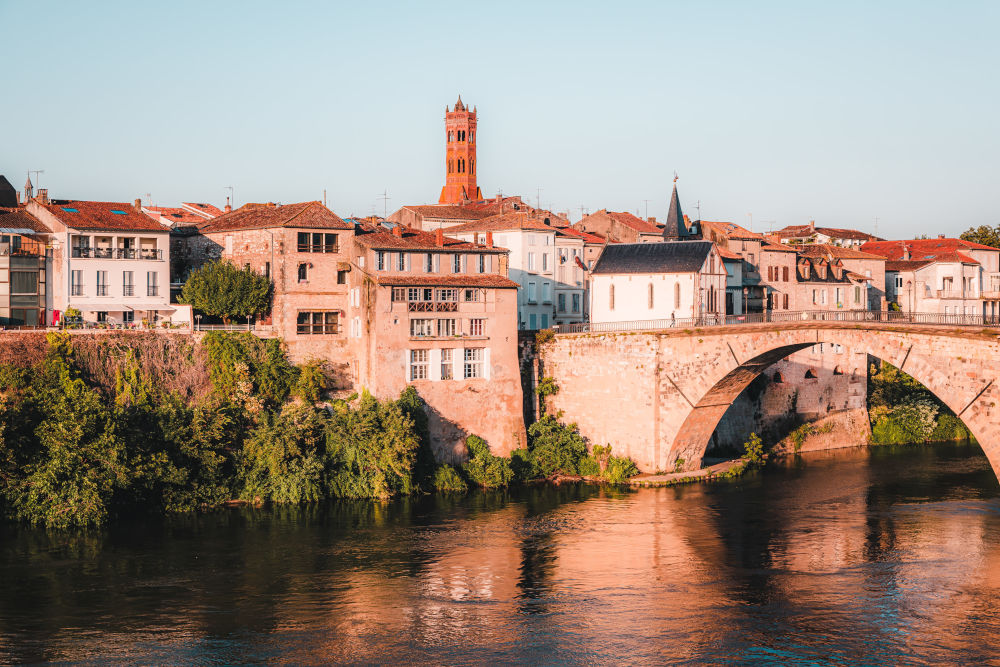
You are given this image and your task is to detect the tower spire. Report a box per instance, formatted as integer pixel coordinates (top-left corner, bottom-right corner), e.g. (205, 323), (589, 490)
(663, 181), (686, 240)
(438, 97), (482, 204)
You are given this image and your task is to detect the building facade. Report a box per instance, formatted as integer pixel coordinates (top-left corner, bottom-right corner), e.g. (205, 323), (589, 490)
(438, 96), (482, 204)
(0, 207), (49, 327)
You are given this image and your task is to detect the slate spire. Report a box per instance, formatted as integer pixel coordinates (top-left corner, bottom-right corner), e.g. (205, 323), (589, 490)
(663, 181), (686, 239)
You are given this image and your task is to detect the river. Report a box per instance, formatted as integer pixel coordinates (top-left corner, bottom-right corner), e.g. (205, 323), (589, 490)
(2, 442), (999, 665)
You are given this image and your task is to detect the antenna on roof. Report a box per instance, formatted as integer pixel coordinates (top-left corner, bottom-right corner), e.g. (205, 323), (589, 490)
(874, 216), (879, 237)
(536, 187), (542, 210)
(323, 189), (327, 207)
(29, 169), (44, 191)
(694, 200), (701, 220)
(377, 189), (391, 219)
(144, 193), (152, 208)
(224, 185), (234, 208)
(642, 199), (651, 220)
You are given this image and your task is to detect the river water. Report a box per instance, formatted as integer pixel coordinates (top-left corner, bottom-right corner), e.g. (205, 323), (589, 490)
(2, 442), (999, 665)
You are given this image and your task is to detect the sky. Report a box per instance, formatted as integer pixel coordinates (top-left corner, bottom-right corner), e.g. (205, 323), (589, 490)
(1, 0), (997, 238)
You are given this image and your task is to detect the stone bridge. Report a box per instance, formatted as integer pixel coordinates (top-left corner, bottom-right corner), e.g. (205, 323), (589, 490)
(540, 322), (1000, 477)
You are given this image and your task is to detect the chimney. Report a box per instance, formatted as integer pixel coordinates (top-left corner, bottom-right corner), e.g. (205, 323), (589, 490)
(938, 234), (945, 239)
(435, 228), (444, 247)
(486, 232), (494, 248)
(902, 242), (910, 261)
(392, 225), (403, 238)
(135, 198), (141, 211)
(225, 196), (232, 213)
(809, 219), (815, 232)
(38, 189), (48, 205)
(15, 192), (20, 205)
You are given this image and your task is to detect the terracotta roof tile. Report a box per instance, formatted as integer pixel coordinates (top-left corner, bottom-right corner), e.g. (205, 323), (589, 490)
(861, 239), (996, 263)
(353, 223), (506, 252)
(776, 225), (877, 241)
(41, 200), (166, 232)
(445, 212), (554, 234)
(399, 204), (500, 221)
(375, 274), (519, 288)
(181, 202), (224, 218)
(143, 206), (203, 225)
(0, 207), (50, 234)
(760, 242), (798, 253)
(199, 201), (352, 233)
(791, 243), (885, 260)
(699, 220), (763, 241)
(885, 260), (933, 271)
(604, 210), (662, 234)
(556, 227), (607, 244)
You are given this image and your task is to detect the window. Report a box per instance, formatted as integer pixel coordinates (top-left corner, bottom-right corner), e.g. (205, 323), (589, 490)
(529, 314), (537, 329)
(397, 252), (406, 271)
(464, 288), (481, 302)
(410, 349), (428, 380)
(297, 263), (308, 282)
(437, 318), (457, 337)
(469, 318), (485, 336)
(441, 349), (454, 380)
(558, 293), (567, 312)
(410, 318), (434, 337)
(648, 283), (654, 309)
(527, 282), (537, 303)
(855, 286), (862, 303)
(783, 266), (789, 281)
(11, 271), (37, 295)
(425, 253), (433, 272)
(542, 253), (549, 271)
(96, 270), (108, 296)
(123, 271), (134, 297)
(71, 270), (83, 296)
(9, 308), (39, 327)
(297, 311), (340, 334)
(97, 311), (108, 323)
(804, 369), (818, 379)
(528, 253), (536, 270)
(147, 271), (158, 297)
(437, 288), (458, 302)
(122, 311), (134, 324)
(265, 262), (271, 279)
(783, 294), (789, 309)
(542, 282), (551, 303)
(478, 254), (486, 273)
(464, 348), (484, 378)
(541, 314), (549, 328)
(392, 287), (407, 302)
(297, 232), (338, 253)
(453, 254), (461, 273)
(894, 276), (903, 289)
(377, 251), (386, 270)
(572, 293), (581, 313)
(337, 270), (347, 284)
(674, 282), (680, 309)
(609, 284), (615, 310)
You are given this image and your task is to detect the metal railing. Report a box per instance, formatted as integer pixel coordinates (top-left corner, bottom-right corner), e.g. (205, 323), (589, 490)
(552, 310), (1000, 334)
(71, 248), (163, 260)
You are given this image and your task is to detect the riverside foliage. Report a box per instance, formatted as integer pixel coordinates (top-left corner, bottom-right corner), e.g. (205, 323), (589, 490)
(868, 361), (974, 445)
(0, 333), (641, 529)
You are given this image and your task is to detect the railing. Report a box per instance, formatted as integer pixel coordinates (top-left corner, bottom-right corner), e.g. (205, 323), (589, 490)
(123, 286), (134, 296)
(194, 322), (260, 331)
(407, 301), (458, 312)
(935, 290), (974, 299)
(72, 248), (163, 260)
(552, 310), (1000, 334)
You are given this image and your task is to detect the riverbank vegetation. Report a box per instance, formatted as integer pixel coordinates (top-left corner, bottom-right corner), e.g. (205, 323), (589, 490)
(0, 333), (641, 529)
(868, 361), (974, 445)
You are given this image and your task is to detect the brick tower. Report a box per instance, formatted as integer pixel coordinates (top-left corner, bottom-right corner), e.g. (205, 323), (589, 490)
(438, 96), (482, 204)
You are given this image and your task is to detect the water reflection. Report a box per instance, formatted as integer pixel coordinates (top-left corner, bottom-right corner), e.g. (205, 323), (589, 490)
(1, 443), (999, 664)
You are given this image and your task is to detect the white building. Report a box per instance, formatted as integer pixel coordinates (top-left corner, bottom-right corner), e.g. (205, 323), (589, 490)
(589, 241), (727, 324)
(27, 196), (175, 326)
(447, 211), (585, 329)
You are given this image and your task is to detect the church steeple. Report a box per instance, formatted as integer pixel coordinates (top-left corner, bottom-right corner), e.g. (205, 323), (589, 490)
(663, 181), (687, 239)
(24, 174), (33, 202)
(439, 96), (482, 204)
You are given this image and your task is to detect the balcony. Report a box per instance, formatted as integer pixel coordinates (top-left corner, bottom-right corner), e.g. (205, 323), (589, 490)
(71, 247), (163, 260)
(935, 290), (973, 299)
(407, 301), (458, 312)
(123, 286), (135, 297)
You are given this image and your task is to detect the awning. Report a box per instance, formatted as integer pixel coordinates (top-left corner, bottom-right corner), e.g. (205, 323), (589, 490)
(0, 228), (40, 235)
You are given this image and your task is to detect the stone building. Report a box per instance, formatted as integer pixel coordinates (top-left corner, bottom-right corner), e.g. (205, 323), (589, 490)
(771, 221), (880, 248)
(863, 238), (1000, 319)
(0, 206), (49, 327)
(575, 209), (664, 244)
(790, 244), (886, 311)
(589, 241), (727, 324)
(26, 194), (174, 326)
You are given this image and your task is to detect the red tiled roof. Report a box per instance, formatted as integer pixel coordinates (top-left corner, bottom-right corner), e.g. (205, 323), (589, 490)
(791, 243), (885, 260)
(717, 247), (743, 260)
(143, 206), (203, 225)
(375, 274), (519, 288)
(604, 210), (662, 234)
(354, 223), (506, 252)
(699, 220), (763, 241)
(446, 212), (554, 234)
(775, 224), (876, 241)
(181, 202), (224, 218)
(861, 239), (994, 263)
(0, 207), (50, 234)
(398, 204), (499, 221)
(41, 200), (166, 232)
(556, 227), (606, 244)
(199, 201), (352, 233)
(885, 260), (933, 271)
(761, 242), (798, 253)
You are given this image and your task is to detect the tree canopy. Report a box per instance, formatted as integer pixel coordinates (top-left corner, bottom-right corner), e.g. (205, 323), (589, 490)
(959, 225), (1000, 249)
(179, 261), (271, 322)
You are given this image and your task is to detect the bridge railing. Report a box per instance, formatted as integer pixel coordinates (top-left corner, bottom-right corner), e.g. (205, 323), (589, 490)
(553, 310), (1000, 334)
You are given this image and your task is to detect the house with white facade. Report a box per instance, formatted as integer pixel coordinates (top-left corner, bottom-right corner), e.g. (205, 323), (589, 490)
(26, 195), (175, 326)
(772, 221), (879, 248)
(589, 241), (726, 324)
(447, 211), (585, 329)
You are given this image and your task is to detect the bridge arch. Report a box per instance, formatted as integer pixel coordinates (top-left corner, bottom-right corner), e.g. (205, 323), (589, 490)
(541, 324), (1000, 479)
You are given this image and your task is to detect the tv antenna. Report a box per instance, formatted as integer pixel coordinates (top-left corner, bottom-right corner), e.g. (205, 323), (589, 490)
(874, 216), (879, 237)
(28, 169), (44, 189)
(642, 199), (651, 220)
(694, 200), (701, 220)
(377, 189), (391, 219)
(536, 187), (542, 210)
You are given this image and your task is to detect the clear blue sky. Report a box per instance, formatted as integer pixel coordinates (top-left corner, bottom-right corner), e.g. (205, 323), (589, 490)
(2, 0), (997, 237)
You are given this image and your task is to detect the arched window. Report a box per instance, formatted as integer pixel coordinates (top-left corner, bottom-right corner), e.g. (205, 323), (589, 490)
(609, 284), (615, 310)
(833, 365), (844, 375)
(470, 160), (474, 175)
(448, 130), (453, 142)
(470, 131), (475, 143)
(772, 372), (784, 384)
(804, 369), (818, 379)
(648, 283), (654, 309)
(297, 263), (308, 282)
(674, 282), (681, 308)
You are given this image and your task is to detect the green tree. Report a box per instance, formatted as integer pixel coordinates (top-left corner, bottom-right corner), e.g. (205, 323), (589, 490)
(180, 260), (271, 323)
(526, 415), (588, 477)
(960, 224), (1000, 249)
(462, 435), (514, 488)
(240, 402), (326, 504)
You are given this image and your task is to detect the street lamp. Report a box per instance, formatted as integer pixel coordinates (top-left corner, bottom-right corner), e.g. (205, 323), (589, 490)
(195, 314), (202, 331)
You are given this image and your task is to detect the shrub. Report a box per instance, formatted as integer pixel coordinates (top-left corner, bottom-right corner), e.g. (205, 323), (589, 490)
(240, 402), (326, 504)
(930, 414), (973, 442)
(433, 464), (468, 493)
(179, 260), (271, 322)
(743, 433), (767, 469)
(463, 435), (514, 488)
(603, 454), (639, 483)
(526, 415), (587, 477)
